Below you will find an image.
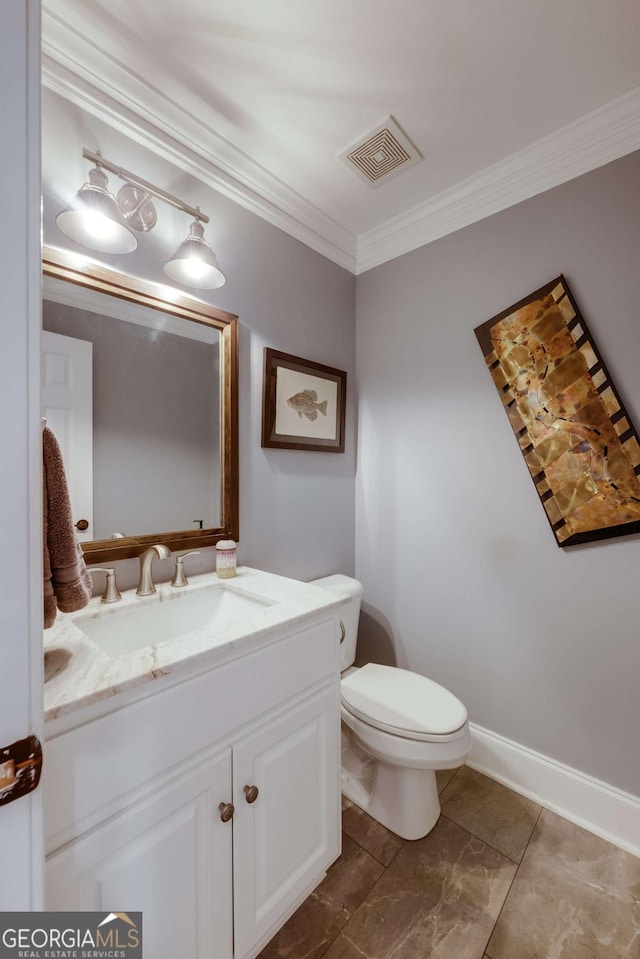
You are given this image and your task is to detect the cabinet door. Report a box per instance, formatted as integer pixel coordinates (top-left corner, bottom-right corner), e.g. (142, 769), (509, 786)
(233, 685), (340, 958)
(46, 750), (233, 959)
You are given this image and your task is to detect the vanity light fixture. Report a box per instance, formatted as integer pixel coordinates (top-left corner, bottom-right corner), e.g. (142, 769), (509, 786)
(163, 219), (226, 290)
(56, 149), (226, 289)
(55, 164), (137, 255)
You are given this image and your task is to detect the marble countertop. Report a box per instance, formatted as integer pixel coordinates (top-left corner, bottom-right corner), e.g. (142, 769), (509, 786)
(44, 567), (346, 723)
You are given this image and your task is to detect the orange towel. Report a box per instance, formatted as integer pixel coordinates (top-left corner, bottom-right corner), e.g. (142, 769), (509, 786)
(43, 426), (92, 628)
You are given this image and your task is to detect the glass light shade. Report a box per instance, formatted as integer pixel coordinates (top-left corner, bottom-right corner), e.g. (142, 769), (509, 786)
(163, 220), (226, 290)
(56, 167), (137, 254)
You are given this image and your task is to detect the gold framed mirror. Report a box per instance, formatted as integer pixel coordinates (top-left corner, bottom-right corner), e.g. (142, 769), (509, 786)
(42, 245), (238, 565)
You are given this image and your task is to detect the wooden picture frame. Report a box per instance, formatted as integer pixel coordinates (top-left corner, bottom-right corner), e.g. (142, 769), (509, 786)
(475, 276), (640, 547)
(261, 348), (346, 452)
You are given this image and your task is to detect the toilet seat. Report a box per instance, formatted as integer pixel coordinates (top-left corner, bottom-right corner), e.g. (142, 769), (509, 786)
(341, 663), (468, 743)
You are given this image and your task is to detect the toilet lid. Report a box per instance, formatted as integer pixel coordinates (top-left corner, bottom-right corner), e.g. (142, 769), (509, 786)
(341, 664), (467, 737)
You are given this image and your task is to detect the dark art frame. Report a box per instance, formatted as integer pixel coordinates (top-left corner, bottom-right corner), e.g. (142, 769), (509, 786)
(475, 276), (640, 547)
(261, 348), (347, 453)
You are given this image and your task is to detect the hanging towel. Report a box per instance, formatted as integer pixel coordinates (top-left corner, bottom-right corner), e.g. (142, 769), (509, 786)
(43, 426), (92, 629)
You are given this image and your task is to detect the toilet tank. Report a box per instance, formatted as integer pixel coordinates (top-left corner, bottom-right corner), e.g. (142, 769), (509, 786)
(310, 574), (363, 671)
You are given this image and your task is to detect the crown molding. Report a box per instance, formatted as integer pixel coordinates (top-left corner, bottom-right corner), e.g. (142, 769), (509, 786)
(41, 10), (357, 274)
(41, 7), (640, 278)
(357, 86), (640, 273)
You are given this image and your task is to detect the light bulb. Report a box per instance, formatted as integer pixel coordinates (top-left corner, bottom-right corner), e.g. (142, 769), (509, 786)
(184, 256), (209, 280)
(83, 210), (120, 241)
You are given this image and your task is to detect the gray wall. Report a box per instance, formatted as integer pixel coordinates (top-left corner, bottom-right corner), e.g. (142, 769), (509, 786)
(42, 88), (356, 589)
(356, 150), (640, 797)
(43, 300), (218, 538)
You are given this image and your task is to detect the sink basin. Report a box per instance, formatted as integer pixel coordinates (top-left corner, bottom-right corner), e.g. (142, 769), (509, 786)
(73, 587), (271, 658)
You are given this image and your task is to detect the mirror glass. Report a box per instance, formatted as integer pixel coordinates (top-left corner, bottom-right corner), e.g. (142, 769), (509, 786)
(42, 247), (239, 564)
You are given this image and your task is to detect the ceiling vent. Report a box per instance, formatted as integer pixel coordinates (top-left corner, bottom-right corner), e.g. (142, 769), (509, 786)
(340, 116), (422, 188)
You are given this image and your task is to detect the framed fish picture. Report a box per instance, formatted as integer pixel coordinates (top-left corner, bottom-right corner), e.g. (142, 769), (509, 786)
(261, 348), (347, 452)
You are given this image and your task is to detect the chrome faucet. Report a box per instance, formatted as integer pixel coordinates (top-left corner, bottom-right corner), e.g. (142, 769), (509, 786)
(136, 544), (171, 596)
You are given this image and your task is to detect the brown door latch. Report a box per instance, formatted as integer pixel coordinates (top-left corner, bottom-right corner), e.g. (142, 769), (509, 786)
(0, 735), (42, 807)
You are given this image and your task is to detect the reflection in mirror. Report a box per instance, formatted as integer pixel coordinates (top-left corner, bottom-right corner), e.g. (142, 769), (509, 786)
(42, 246), (239, 565)
(43, 284), (221, 539)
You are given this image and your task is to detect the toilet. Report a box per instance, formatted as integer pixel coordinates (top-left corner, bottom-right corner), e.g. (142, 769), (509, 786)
(312, 574), (471, 840)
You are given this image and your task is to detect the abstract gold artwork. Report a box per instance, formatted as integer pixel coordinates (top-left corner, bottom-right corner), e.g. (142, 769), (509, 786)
(475, 277), (640, 546)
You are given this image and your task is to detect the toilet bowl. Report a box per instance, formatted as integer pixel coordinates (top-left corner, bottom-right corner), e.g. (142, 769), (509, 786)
(311, 575), (471, 840)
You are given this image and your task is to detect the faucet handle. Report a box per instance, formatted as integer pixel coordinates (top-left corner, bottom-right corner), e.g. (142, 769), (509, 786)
(171, 550), (201, 588)
(88, 567), (122, 604)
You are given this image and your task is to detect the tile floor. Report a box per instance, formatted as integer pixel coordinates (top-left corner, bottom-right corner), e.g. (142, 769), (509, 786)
(259, 766), (640, 959)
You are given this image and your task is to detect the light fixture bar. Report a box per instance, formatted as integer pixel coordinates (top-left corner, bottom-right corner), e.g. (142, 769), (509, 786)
(82, 148), (209, 223)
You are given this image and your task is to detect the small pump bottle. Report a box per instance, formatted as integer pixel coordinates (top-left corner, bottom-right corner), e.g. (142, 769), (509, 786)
(216, 539), (237, 579)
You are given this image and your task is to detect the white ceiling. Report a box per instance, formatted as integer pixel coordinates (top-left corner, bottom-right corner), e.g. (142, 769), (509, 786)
(41, 0), (640, 273)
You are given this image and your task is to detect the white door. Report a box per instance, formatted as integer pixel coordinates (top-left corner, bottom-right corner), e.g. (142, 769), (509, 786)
(46, 751), (234, 959)
(41, 330), (94, 542)
(0, 0), (43, 910)
(232, 686), (341, 959)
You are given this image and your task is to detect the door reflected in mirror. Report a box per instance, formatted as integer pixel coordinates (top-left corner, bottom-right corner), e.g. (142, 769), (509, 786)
(42, 246), (239, 565)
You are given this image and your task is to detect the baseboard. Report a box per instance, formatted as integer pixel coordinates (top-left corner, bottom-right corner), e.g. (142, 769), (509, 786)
(468, 722), (640, 859)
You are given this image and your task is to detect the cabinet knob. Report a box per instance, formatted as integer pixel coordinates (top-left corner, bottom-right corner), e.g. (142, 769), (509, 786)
(218, 801), (234, 822)
(75, 519), (89, 531)
(339, 620), (345, 644)
(244, 784), (259, 804)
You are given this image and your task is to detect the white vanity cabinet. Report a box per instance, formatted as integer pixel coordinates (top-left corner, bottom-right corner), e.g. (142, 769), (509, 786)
(47, 749), (234, 958)
(232, 686), (337, 958)
(44, 616), (341, 959)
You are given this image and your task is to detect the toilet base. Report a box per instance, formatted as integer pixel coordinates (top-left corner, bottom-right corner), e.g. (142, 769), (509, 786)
(342, 758), (441, 840)
(340, 705), (470, 841)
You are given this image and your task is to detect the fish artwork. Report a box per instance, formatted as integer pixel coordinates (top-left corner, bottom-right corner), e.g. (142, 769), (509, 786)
(287, 389), (328, 422)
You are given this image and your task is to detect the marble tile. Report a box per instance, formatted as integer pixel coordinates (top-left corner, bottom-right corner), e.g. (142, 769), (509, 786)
(441, 766), (540, 863)
(487, 808), (640, 959)
(341, 797), (405, 866)
(436, 766), (460, 794)
(258, 833), (384, 959)
(324, 816), (517, 959)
